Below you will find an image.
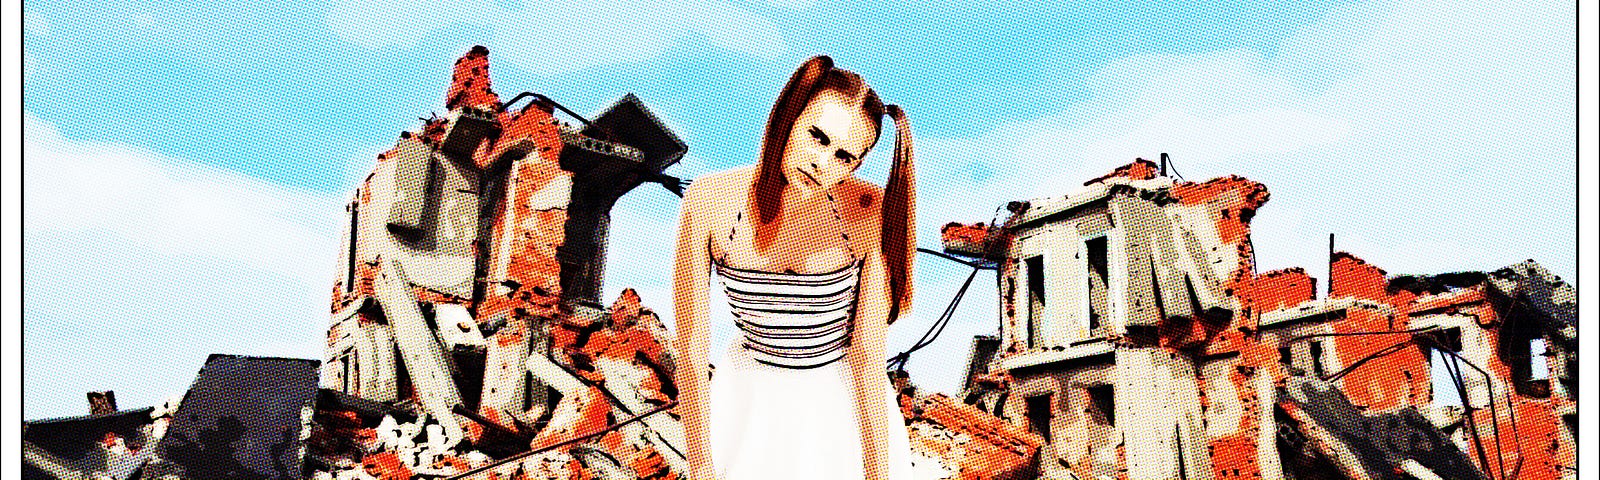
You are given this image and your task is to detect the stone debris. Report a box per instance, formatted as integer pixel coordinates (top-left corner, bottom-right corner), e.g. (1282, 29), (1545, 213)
(23, 48), (1577, 480)
(900, 393), (1045, 480)
(940, 159), (1577, 480)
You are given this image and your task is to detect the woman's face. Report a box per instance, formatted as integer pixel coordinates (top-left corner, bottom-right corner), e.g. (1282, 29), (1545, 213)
(781, 89), (878, 193)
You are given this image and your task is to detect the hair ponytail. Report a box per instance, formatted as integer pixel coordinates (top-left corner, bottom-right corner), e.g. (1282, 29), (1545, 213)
(753, 55), (833, 251)
(753, 57), (914, 325)
(881, 104), (915, 325)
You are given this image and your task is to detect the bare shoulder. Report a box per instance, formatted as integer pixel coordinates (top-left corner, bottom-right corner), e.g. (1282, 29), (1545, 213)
(837, 177), (884, 220)
(837, 177), (884, 245)
(693, 164), (757, 187)
(683, 165), (755, 212)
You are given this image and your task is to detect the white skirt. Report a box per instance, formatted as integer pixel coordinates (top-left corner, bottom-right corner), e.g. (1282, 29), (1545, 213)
(709, 342), (915, 480)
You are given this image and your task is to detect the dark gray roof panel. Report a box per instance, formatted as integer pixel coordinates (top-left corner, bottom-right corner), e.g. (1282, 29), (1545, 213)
(150, 354), (321, 480)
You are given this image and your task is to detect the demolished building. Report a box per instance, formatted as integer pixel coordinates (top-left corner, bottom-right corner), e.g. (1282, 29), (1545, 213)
(310, 45), (1041, 480)
(25, 46), (1039, 480)
(942, 158), (1578, 480)
(313, 45), (694, 479)
(310, 45), (1044, 480)
(24, 47), (1575, 480)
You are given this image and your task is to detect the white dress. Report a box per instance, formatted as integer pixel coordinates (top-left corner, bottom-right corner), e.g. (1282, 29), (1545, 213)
(707, 256), (915, 480)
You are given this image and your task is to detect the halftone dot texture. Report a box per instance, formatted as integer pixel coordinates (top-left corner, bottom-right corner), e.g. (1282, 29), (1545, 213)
(23, 0), (1575, 477)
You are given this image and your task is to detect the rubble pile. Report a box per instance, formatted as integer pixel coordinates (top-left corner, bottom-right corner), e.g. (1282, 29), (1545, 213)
(23, 48), (1577, 480)
(900, 392), (1044, 480)
(939, 159), (1578, 480)
(24, 45), (1038, 480)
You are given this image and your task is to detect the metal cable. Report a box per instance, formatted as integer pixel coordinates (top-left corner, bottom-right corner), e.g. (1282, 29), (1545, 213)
(1164, 153), (1187, 182)
(1324, 339), (1413, 383)
(1283, 325), (1440, 346)
(915, 247), (997, 270)
(1419, 336), (1514, 480)
(888, 264), (981, 372)
(500, 91), (621, 143)
(1282, 327), (1519, 479)
(1440, 342), (1495, 477)
(443, 400), (679, 480)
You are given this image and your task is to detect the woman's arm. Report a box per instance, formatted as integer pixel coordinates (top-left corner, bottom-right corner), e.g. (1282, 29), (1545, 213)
(849, 240), (898, 479)
(671, 180), (716, 480)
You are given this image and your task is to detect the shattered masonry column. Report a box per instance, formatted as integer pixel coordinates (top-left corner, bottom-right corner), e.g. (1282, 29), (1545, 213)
(448, 44), (574, 428)
(476, 105), (572, 426)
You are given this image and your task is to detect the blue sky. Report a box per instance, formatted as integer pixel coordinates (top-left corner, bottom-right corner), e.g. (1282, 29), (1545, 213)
(24, 0), (1575, 418)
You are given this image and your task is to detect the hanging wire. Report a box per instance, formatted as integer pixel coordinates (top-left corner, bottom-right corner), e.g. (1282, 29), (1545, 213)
(887, 264), (982, 373)
(1457, 350), (1507, 480)
(1324, 339), (1413, 383)
(1435, 339), (1495, 476)
(883, 205), (1010, 372)
(1163, 152), (1187, 182)
(1418, 335), (1524, 480)
(1282, 325), (1440, 346)
(500, 91), (693, 197)
(916, 247), (997, 270)
(1281, 325), (1525, 480)
(500, 91), (622, 143)
(444, 400), (679, 479)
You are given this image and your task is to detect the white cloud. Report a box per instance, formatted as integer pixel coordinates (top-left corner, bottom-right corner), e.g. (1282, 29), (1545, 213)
(327, 0), (1573, 401)
(885, 0), (1575, 395)
(26, 0), (1571, 417)
(327, 0), (786, 76)
(24, 114), (344, 418)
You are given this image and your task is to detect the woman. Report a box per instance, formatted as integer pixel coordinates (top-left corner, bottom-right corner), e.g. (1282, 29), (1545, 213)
(671, 55), (916, 480)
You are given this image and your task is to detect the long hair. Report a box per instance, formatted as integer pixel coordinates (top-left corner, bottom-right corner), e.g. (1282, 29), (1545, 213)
(752, 55), (916, 324)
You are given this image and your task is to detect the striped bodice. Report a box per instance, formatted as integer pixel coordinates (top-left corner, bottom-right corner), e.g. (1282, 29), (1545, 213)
(714, 257), (862, 369)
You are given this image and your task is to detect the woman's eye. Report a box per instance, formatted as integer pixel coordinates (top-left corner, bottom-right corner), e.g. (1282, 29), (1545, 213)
(834, 150), (853, 163)
(809, 126), (830, 146)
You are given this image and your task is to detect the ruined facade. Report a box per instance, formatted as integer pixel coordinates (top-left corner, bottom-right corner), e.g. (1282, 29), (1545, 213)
(306, 46), (1037, 480)
(24, 47), (1575, 480)
(24, 46), (1041, 480)
(313, 45), (694, 479)
(944, 159), (1578, 480)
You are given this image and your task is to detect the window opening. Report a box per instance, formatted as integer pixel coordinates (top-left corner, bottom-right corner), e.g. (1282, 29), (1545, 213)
(1086, 385), (1115, 426)
(1026, 255), (1046, 348)
(1025, 394), (1053, 440)
(1085, 236), (1109, 331)
(1309, 341), (1325, 377)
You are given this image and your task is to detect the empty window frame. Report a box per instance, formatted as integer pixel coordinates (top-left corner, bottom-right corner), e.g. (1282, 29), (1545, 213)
(1530, 338), (1550, 380)
(1026, 255), (1047, 348)
(1084, 236), (1109, 332)
(339, 354), (351, 393)
(1425, 327), (1465, 407)
(1509, 334), (1553, 398)
(1025, 394), (1054, 440)
(1085, 384), (1115, 426)
(1308, 341), (1326, 377)
(345, 199), (360, 293)
(338, 348), (360, 395)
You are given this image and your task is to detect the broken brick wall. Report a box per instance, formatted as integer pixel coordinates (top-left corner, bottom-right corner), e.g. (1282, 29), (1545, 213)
(313, 46), (696, 479)
(948, 159), (1575, 480)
